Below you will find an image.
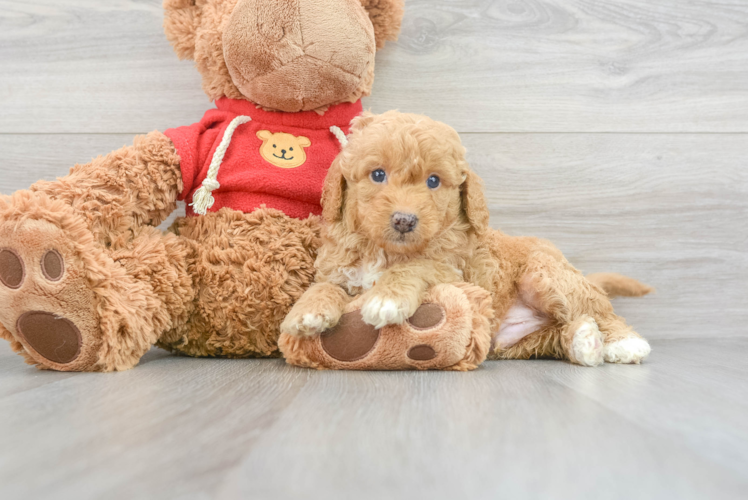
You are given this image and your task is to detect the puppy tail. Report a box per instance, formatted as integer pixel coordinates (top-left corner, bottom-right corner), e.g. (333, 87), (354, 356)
(586, 273), (654, 298)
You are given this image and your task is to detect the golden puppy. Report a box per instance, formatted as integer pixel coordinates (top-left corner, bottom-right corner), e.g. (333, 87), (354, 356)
(282, 111), (651, 366)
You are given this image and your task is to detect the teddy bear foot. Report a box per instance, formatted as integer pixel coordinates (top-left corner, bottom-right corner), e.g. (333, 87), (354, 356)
(278, 283), (494, 371)
(0, 192), (107, 371)
(0, 190), (165, 372)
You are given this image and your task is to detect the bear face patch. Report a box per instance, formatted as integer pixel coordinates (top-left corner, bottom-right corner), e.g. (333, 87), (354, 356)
(257, 130), (311, 168)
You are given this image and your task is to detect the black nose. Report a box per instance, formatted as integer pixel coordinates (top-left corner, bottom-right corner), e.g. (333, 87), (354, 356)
(391, 212), (418, 234)
(281, 149), (287, 154)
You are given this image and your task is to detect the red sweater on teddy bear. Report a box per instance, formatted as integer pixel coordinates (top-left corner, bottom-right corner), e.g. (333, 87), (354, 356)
(165, 98), (362, 219)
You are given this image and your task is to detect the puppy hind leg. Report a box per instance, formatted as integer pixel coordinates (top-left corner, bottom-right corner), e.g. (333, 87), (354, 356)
(518, 253), (606, 366)
(497, 318), (603, 367)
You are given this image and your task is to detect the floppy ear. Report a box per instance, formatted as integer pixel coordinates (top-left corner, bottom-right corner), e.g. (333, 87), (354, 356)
(321, 156), (347, 224)
(349, 110), (377, 134)
(163, 0), (202, 60)
(323, 110), (379, 223)
(461, 169), (491, 238)
(359, 0), (405, 50)
(297, 136), (312, 148)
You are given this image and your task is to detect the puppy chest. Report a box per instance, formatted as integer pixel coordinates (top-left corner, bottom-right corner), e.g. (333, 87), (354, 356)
(339, 261), (386, 294)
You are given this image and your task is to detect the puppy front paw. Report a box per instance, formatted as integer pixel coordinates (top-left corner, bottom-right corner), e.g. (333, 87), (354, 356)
(360, 293), (417, 329)
(281, 310), (340, 338)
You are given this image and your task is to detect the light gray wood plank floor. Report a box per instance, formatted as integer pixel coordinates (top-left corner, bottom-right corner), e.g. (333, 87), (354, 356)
(0, 340), (746, 500)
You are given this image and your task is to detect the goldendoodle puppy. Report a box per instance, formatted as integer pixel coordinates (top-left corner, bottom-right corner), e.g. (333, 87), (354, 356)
(282, 111), (651, 366)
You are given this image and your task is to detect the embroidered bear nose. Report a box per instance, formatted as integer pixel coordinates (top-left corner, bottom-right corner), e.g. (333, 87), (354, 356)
(281, 149), (287, 154)
(391, 212), (418, 234)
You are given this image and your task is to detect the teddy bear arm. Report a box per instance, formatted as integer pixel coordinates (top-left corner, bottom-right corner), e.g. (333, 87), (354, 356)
(28, 131), (183, 245)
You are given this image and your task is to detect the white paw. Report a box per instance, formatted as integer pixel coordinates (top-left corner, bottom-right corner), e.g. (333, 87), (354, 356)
(282, 312), (335, 337)
(604, 337), (651, 364)
(571, 319), (604, 367)
(360, 296), (410, 329)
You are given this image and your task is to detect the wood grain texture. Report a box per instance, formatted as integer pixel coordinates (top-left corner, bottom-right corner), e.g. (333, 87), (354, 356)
(2, 0), (748, 133)
(467, 133), (748, 339)
(0, 340), (746, 500)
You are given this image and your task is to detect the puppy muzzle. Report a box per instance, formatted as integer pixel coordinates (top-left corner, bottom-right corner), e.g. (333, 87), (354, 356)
(391, 212), (419, 234)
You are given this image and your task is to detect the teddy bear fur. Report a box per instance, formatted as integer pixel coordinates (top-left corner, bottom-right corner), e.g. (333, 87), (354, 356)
(0, 0), (405, 372)
(164, 0), (403, 112)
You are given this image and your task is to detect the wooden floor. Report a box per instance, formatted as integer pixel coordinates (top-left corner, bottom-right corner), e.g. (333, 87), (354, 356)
(0, 339), (746, 500)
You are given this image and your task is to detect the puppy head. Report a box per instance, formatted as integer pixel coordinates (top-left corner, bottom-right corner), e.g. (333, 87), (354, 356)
(322, 111), (490, 254)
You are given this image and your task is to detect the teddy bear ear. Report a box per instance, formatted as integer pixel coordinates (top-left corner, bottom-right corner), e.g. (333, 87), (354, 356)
(164, 0), (202, 61)
(359, 0), (406, 50)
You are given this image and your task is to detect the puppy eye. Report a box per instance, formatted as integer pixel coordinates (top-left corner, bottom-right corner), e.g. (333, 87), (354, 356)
(427, 175), (441, 189)
(371, 169), (387, 184)
(273, 144), (277, 148)
(290, 147), (294, 151)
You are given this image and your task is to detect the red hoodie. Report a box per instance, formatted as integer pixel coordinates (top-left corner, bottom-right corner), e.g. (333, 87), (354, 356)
(165, 98), (362, 219)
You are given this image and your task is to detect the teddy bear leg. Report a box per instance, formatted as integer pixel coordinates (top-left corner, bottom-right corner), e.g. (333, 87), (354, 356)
(0, 199), (196, 371)
(279, 283), (494, 371)
(0, 132), (188, 371)
(29, 131), (182, 245)
(156, 207), (321, 358)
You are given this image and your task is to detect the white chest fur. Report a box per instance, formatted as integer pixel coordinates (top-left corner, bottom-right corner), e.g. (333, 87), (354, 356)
(338, 256), (386, 294)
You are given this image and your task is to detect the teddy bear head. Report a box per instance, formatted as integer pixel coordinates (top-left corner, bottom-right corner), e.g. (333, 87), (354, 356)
(164, 0), (405, 113)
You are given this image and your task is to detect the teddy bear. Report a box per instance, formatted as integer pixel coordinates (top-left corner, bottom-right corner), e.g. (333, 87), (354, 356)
(0, 0), (415, 372)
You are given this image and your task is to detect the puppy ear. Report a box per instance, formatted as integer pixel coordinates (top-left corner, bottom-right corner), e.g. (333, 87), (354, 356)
(164, 0), (202, 61)
(461, 169), (490, 237)
(359, 0), (405, 50)
(297, 136), (312, 148)
(321, 156), (346, 224)
(349, 110), (377, 135)
(256, 130), (272, 141)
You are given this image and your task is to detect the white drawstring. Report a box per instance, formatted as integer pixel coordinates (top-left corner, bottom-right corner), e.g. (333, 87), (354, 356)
(330, 126), (348, 148)
(191, 115), (252, 215)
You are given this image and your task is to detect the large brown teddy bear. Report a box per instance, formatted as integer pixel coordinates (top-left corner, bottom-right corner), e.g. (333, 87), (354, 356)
(0, 0), (406, 372)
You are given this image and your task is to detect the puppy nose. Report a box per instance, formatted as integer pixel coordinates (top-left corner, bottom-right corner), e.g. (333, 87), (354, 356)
(391, 212), (418, 234)
(281, 149), (287, 154)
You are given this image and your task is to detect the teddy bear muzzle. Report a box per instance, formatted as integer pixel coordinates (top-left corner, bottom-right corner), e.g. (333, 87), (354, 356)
(223, 0), (376, 112)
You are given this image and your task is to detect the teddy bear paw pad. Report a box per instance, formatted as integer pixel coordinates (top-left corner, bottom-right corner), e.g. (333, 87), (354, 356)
(407, 344), (437, 361)
(0, 248), (26, 289)
(16, 311), (81, 365)
(321, 311), (380, 362)
(406, 303), (445, 330)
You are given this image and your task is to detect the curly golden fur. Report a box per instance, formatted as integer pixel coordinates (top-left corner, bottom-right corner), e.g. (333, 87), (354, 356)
(283, 111), (652, 366)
